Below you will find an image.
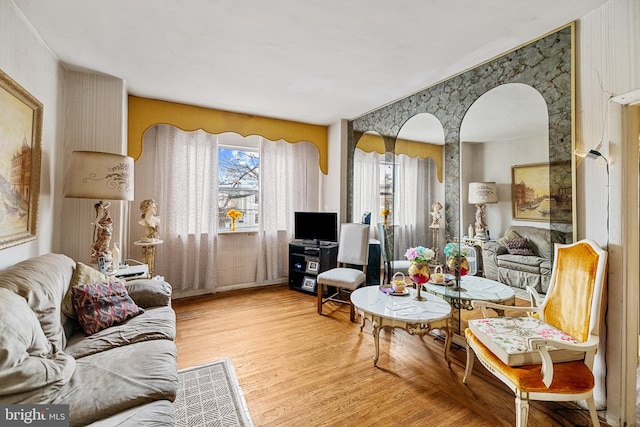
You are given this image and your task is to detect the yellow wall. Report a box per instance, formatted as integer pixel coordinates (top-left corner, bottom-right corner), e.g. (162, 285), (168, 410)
(127, 96), (329, 173)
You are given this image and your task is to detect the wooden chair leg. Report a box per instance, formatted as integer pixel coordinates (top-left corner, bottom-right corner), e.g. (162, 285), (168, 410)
(463, 346), (475, 384)
(586, 396), (600, 426)
(349, 301), (355, 322)
(515, 395), (529, 427)
(317, 283), (323, 315)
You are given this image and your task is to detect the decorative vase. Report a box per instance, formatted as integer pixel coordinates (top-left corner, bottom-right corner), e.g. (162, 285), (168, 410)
(383, 214), (388, 225)
(408, 262), (429, 301)
(408, 262), (430, 284)
(231, 219), (237, 232)
(446, 255), (469, 277)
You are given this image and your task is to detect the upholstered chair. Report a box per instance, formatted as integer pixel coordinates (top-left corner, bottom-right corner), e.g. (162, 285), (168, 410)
(317, 223), (370, 322)
(463, 239), (607, 427)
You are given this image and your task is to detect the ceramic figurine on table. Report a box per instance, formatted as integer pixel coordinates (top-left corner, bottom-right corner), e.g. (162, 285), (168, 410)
(91, 201), (113, 263)
(430, 201), (442, 227)
(139, 199), (161, 242)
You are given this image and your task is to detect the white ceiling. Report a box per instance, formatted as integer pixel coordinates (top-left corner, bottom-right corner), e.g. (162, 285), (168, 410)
(13, 0), (607, 126)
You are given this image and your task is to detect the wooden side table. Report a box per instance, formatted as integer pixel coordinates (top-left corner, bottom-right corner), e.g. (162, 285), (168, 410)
(134, 240), (163, 276)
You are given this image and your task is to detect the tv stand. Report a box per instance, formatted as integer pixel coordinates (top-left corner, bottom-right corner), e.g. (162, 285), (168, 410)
(288, 241), (338, 294)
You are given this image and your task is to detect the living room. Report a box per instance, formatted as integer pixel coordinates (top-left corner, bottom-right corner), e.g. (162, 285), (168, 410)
(0, 0), (639, 425)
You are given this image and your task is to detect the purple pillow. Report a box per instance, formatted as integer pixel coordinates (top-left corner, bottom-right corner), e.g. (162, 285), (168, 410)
(504, 238), (535, 256)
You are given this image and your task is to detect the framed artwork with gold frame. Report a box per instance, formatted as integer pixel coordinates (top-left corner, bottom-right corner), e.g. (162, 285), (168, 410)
(511, 161), (572, 223)
(0, 68), (42, 249)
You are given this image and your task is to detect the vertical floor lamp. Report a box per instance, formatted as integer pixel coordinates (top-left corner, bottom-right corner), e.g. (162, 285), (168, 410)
(64, 150), (134, 265)
(468, 182), (498, 240)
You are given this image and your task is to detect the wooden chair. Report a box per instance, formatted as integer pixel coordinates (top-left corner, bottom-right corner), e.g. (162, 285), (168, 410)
(463, 239), (607, 427)
(317, 223), (370, 322)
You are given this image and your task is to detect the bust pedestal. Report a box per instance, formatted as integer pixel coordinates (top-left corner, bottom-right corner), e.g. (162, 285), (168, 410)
(134, 239), (163, 276)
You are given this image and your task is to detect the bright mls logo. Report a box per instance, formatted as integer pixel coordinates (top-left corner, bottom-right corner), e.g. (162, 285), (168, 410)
(1, 405), (68, 426)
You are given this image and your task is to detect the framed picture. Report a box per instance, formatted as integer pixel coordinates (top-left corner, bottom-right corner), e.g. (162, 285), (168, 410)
(306, 259), (319, 273)
(511, 161), (572, 223)
(0, 68), (42, 250)
(301, 276), (316, 292)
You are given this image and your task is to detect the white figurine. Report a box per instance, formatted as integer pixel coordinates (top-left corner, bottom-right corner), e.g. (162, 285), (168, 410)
(91, 201), (113, 263)
(139, 199), (161, 242)
(430, 201), (442, 227)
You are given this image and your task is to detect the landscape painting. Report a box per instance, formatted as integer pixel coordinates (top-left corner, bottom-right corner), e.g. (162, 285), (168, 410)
(512, 161), (572, 223)
(0, 68), (42, 249)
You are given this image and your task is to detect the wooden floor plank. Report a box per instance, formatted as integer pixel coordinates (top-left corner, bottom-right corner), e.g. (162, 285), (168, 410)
(172, 284), (607, 427)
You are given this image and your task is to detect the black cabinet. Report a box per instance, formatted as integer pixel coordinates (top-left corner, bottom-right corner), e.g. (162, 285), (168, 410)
(289, 241), (338, 294)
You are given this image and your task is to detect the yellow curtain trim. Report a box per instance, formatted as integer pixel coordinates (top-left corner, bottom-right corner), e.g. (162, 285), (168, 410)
(127, 96), (329, 174)
(396, 138), (443, 183)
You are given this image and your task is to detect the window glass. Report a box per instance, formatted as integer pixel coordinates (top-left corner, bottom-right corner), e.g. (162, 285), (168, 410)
(218, 146), (259, 230)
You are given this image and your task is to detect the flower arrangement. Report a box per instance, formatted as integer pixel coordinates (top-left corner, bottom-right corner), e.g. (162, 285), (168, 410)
(444, 242), (469, 257)
(381, 208), (390, 225)
(404, 246), (435, 264)
(227, 209), (243, 231)
(226, 209), (243, 220)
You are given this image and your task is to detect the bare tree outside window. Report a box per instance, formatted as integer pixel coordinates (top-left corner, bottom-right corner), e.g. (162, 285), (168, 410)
(218, 147), (259, 230)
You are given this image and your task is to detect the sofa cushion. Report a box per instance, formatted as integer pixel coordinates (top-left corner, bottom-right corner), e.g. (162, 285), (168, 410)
(65, 306), (176, 359)
(0, 253), (76, 349)
(497, 229), (522, 247)
(125, 279), (172, 308)
(0, 288), (75, 403)
(86, 400), (175, 426)
(71, 280), (144, 335)
(52, 339), (178, 427)
(63, 262), (124, 319)
(503, 238), (535, 256)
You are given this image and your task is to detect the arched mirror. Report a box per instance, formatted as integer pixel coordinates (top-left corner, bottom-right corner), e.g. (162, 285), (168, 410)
(394, 114), (445, 264)
(460, 83), (572, 296)
(353, 131), (387, 230)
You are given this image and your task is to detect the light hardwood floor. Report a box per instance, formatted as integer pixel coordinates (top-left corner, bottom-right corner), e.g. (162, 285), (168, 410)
(172, 284), (607, 427)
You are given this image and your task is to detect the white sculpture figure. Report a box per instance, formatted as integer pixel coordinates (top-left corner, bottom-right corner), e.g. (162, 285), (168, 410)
(91, 201), (113, 263)
(430, 201), (443, 227)
(139, 199), (161, 242)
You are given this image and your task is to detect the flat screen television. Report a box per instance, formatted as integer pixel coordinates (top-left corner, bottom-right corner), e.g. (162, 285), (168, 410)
(294, 211), (338, 245)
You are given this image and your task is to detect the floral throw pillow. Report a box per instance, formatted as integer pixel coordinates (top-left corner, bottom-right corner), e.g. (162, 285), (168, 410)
(504, 238), (536, 256)
(71, 279), (144, 335)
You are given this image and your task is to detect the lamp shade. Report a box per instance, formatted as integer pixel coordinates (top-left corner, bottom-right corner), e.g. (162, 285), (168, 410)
(468, 182), (498, 205)
(64, 151), (134, 201)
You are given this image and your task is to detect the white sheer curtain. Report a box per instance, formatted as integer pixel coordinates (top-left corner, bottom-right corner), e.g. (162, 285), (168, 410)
(258, 139), (318, 282)
(393, 154), (431, 256)
(153, 125), (219, 292)
(353, 148), (383, 237)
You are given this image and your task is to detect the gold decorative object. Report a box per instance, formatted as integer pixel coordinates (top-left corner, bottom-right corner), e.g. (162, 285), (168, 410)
(226, 209), (243, 231)
(408, 262), (429, 301)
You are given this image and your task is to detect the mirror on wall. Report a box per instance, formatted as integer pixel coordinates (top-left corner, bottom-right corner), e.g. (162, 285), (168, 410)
(459, 83), (550, 240)
(394, 113), (445, 263)
(353, 131), (387, 229)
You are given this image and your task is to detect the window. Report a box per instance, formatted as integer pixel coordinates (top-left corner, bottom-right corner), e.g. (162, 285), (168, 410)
(218, 145), (259, 231)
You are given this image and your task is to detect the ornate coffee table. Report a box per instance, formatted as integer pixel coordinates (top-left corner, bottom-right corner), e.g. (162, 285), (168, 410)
(350, 286), (452, 367)
(423, 275), (515, 313)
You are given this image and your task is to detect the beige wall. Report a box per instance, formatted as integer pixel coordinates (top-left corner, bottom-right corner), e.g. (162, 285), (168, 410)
(576, 0), (640, 424)
(0, 0), (61, 269)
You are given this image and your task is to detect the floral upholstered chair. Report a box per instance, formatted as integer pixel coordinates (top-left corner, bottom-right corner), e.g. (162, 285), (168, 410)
(463, 239), (607, 427)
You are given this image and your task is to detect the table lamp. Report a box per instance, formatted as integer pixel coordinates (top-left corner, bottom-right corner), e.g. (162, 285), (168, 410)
(64, 150), (134, 264)
(468, 182), (498, 240)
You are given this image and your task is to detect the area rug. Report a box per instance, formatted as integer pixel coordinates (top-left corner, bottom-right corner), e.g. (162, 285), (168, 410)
(174, 358), (254, 427)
